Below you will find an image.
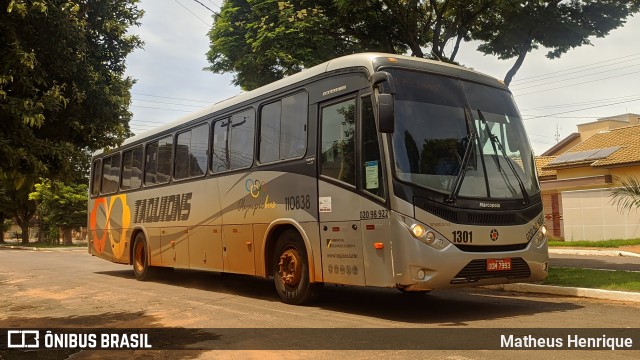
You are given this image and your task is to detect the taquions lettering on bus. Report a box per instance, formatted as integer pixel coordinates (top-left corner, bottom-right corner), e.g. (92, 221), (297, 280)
(133, 193), (192, 224)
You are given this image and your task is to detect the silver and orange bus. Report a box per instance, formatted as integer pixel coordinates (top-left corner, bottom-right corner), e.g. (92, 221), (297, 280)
(88, 53), (548, 304)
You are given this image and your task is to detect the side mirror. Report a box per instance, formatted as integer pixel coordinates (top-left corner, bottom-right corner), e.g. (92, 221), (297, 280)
(377, 93), (394, 133)
(371, 71), (396, 133)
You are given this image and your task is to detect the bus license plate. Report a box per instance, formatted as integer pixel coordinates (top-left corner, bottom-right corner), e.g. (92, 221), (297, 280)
(487, 258), (511, 271)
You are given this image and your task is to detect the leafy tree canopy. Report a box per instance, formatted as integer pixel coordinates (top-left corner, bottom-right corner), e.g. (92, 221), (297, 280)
(206, 0), (640, 89)
(29, 179), (87, 244)
(0, 0), (144, 187)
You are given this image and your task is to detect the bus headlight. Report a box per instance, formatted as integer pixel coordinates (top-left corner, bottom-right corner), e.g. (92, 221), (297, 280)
(411, 224), (426, 238)
(408, 223), (447, 250)
(534, 225), (547, 247)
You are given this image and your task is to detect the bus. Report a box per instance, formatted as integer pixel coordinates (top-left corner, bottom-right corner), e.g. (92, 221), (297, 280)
(88, 53), (548, 305)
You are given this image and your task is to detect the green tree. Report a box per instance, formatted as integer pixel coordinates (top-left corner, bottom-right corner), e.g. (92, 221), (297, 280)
(29, 180), (88, 245)
(0, 179), (36, 244)
(0, 0), (143, 183)
(0, 0), (143, 241)
(610, 176), (640, 215)
(206, 0), (639, 89)
(474, 0), (640, 85)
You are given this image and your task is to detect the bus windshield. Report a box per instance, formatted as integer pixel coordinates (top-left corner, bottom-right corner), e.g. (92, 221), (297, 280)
(389, 69), (539, 201)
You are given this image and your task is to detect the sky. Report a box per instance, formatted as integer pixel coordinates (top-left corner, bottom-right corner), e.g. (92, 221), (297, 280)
(125, 0), (640, 155)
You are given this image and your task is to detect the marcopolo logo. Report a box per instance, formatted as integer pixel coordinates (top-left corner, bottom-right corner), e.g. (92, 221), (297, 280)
(7, 330), (40, 348)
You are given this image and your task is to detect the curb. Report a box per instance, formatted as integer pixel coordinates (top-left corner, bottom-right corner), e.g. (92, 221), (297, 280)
(0, 245), (85, 251)
(486, 283), (640, 303)
(549, 248), (640, 258)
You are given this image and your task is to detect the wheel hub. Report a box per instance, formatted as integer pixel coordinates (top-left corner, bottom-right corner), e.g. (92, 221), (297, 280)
(278, 249), (302, 287)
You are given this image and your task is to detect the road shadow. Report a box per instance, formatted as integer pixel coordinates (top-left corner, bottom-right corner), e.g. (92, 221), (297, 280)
(96, 269), (583, 325)
(0, 312), (219, 360)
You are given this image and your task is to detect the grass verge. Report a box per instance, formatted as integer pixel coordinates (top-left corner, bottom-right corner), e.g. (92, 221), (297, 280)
(544, 267), (640, 292)
(548, 239), (640, 248)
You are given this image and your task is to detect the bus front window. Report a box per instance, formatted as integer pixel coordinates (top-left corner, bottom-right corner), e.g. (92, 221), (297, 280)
(388, 69), (539, 201)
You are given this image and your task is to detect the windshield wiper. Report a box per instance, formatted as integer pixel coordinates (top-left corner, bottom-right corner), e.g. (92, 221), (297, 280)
(446, 111), (477, 204)
(477, 110), (530, 205)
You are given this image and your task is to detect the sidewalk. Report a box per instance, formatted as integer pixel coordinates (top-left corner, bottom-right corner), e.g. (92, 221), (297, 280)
(549, 245), (640, 258)
(0, 243), (86, 251)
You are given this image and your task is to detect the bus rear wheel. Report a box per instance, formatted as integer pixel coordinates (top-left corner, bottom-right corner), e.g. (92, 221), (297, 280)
(132, 233), (158, 281)
(273, 230), (321, 305)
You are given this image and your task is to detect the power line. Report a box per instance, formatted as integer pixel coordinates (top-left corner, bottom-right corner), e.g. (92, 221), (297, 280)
(523, 97), (640, 120)
(511, 52), (640, 83)
(511, 63), (640, 91)
(174, 0), (211, 27)
(192, 0), (215, 13)
(516, 70), (640, 96)
(511, 57), (640, 87)
(133, 98), (204, 109)
(131, 105), (193, 113)
(132, 92), (214, 104)
(520, 93), (640, 111)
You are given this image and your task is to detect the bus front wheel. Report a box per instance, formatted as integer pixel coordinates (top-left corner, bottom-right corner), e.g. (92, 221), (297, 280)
(273, 230), (321, 305)
(132, 233), (158, 281)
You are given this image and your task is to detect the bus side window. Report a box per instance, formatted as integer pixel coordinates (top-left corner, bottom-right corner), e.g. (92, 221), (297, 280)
(121, 146), (143, 190)
(361, 95), (385, 200)
(101, 153), (121, 194)
(156, 135), (173, 184)
(212, 109), (255, 173)
(229, 109), (255, 170)
(259, 92), (307, 163)
(176, 123), (209, 179)
(211, 119), (229, 173)
(145, 140), (159, 185)
(91, 159), (102, 196)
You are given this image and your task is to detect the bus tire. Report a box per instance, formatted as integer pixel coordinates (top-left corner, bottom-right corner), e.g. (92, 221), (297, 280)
(132, 233), (157, 281)
(273, 230), (321, 305)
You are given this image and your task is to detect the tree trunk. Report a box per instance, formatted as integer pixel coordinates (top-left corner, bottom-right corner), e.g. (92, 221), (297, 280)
(504, 44), (531, 86)
(62, 228), (73, 246)
(20, 223), (29, 245)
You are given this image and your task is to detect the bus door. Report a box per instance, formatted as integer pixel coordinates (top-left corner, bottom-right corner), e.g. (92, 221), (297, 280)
(357, 95), (394, 287)
(318, 96), (366, 286)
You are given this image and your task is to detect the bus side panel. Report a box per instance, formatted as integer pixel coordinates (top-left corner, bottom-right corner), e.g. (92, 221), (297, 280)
(217, 170), (319, 273)
(189, 224), (223, 271)
(147, 227), (162, 267)
(298, 222), (323, 283)
(359, 196), (395, 287)
(318, 181), (366, 286)
(161, 226), (189, 269)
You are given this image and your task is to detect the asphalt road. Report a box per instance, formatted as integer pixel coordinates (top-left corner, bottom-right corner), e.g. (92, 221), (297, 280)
(0, 248), (639, 360)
